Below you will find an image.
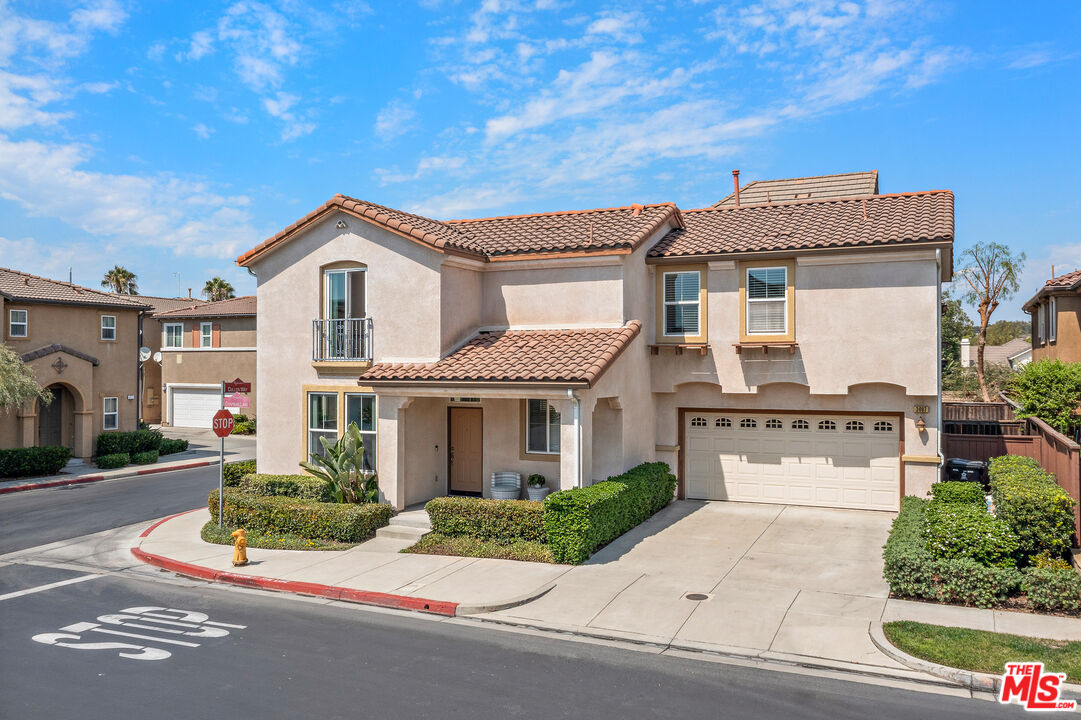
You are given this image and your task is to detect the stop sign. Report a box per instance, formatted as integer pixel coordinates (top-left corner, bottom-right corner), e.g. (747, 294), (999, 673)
(212, 409), (235, 438)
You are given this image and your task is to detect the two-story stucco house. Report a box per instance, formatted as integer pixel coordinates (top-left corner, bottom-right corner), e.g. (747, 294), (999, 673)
(1, 267), (149, 458)
(135, 294), (207, 424)
(239, 171), (954, 512)
(1024, 269), (1081, 363)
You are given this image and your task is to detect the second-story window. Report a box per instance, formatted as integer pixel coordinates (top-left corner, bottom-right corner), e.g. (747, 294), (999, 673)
(746, 267), (787, 335)
(1049, 298), (1057, 342)
(163, 323), (183, 348)
(1037, 303), (1046, 344)
(662, 271), (700, 336)
(100, 315), (117, 341)
(200, 322), (213, 348)
(9, 309), (27, 338)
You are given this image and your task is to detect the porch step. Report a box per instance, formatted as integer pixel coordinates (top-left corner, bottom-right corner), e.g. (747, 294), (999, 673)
(375, 524), (428, 542)
(389, 509), (432, 531)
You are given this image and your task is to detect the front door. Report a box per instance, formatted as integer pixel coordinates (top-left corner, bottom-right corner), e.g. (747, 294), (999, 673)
(449, 407), (483, 494)
(38, 392), (63, 447)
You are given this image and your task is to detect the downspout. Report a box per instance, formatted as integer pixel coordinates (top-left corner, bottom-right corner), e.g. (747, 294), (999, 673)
(137, 310), (144, 427)
(936, 249), (944, 474)
(567, 389), (582, 488)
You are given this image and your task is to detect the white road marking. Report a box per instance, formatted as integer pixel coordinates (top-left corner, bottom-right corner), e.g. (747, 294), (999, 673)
(0, 573), (101, 601)
(87, 627), (201, 648)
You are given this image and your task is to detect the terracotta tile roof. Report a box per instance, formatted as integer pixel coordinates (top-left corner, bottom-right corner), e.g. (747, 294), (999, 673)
(1046, 269), (1081, 288)
(21, 344), (100, 366)
(1022, 268), (1081, 311)
(236, 195), (682, 266)
(713, 171), (879, 208)
(981, 338), (1031, 367)
(120, 294), (207, 316)
(154, 295), (256, 319)
(0, 267), (149, 310)
(648, 191), (953, 259)
(360, 321), (642, 387)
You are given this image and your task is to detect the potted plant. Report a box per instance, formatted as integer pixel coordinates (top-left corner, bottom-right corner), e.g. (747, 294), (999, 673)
(526, 474), (549, 501)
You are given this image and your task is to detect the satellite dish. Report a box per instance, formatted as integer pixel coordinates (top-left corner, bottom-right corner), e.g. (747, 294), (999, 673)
(139, 346), (151, 362)
(152, 351), (162, 363)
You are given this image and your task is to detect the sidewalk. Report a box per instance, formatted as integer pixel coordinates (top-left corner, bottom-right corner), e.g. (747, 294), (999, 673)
(131, 502), (1081, 686)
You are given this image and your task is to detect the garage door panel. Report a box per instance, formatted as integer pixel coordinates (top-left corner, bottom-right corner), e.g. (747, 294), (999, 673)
(684, 411), (899, 511)
(172, 388), (233, 428)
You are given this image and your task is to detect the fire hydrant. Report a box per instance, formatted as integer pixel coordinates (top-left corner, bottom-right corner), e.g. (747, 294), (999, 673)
(231, 528), (249, 567)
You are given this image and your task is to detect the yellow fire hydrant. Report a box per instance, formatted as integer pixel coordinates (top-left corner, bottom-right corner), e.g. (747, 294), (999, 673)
(231, 528), (249, 567)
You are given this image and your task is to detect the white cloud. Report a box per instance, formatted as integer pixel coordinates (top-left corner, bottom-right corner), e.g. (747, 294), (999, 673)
(185, 29), (214, 60)
(374, 100), (417, 141)
(78, 80), (118, 94)
(70, 0), (127, 34)
(375, 156), (466, 183)
(216, 1), (302, 92)
(261, 91), (315, 141)
(0, 70), (69, 129)
(192, 122), (214, 139)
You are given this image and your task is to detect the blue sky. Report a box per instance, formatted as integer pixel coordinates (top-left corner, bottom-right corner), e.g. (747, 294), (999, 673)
(0, 0), (1078, 319)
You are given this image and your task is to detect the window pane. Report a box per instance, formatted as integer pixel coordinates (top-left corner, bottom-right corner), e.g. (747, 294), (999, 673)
(104, 397), (118, 412)
(747, 299), (785, 333)
(102, 316), (115, 328)
(309, 393), (337, 431)
(346, 393), (375, 432)
(664, 272), (699, 302)
(309, 431), (337, 459)
(527, 399), (549, 453)
(665, 304), (699, 335)
(747, 268), (786, 299)
(548, 403), (561, 453)
(349, 271), (365, 318)
(326, 272), (346, 320)
(359, 431), (376, 473)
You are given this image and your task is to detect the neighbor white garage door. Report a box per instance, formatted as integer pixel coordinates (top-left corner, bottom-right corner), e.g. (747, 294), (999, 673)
(171, 388), (230, 428)
(684, 412), (900, 511)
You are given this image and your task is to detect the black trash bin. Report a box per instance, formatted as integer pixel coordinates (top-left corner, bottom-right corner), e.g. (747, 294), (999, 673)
(943, 458), (987, 487)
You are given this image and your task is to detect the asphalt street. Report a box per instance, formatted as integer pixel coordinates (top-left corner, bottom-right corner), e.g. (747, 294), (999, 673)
(0, 566), (1027, 720)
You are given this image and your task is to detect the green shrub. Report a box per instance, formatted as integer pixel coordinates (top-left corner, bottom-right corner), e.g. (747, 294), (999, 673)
(0, 445), (72, 478)
(929, 481), (986, 506)
(937, 558), (1022, 607)
(131, 450), (158, 465)
(987, 454), (1042, 479)
(991, 466), (1076, 563)
(209, 489), (393, 542)
(406, 533), (554, 563)
(158, 438), (189, 455)
(425, 497), (546, 543)
(924, 501), (1019, 568)
(544, 462), (677, 564)
(222, 459), (256, 487)
(238, 473), (334, 502)
(95, 428), (162, 456)
(1032, 551), (1073, 571)
(1010, 358), (1081, 433)
(1023, 567), (1081, 613)
(96, 453), (129, 469)
(231, 414), (256, 435)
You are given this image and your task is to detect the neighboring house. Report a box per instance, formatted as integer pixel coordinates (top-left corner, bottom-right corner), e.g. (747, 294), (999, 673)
(959, 337), (1031, 370)
(712, 170), (878, 207)
(239, 173), (953, 512)
(0, 267), (149, 457)
(1024, 269), (1081, 362)
(152, 296), (257, 428)
(132, 294), (208, 424)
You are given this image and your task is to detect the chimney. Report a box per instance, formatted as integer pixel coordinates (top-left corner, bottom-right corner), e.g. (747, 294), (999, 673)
(188, 288), (192, 299)
(960, 338), (971, 368)
(732, 170), (741, 207)
(1052, 264), (1056, 279)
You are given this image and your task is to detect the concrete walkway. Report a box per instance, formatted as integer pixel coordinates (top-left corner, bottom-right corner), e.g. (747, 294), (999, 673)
(131, 499), (1081, 679)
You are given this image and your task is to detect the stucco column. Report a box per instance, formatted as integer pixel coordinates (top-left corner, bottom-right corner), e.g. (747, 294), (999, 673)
(377, 395), (412, 510)
(16, 398), (36, 449)
(73, 410), (94, 459)
(557, 395), (596, 490)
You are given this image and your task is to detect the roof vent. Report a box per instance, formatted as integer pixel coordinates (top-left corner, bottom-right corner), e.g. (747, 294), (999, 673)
(631, 203), (644, 217)
(732, 170), (741, 207)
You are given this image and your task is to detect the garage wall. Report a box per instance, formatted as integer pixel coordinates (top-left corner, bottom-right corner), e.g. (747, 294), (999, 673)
(161, 349), (258, 417)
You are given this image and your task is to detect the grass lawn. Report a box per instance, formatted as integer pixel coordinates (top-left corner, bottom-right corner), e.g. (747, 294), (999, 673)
(404, 532), (556, 564)
(200, 521), (356, 551)
(883, 621), (1081, 684)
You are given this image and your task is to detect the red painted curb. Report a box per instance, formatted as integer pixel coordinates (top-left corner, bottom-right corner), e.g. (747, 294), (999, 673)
(139, 508), (204, 537)
(0, 459), (217, 495)
(136, 460), (211, 476)
(131, 526), (458, 617)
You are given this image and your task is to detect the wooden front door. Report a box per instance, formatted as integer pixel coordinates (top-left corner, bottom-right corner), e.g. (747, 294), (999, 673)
(38, 391), (63, 447)
(449, 407), (483, 494)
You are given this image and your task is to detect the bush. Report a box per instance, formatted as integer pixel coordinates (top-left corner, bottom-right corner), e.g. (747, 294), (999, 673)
(1010, 359), (1081, 433)
(222, 459), (256, 487)
(96, 428), (163, 456)
(1024, 567), (1081, 613)
(0, 445), (72, 478)
(989, 455), (1076, 562)
(987, 455), (1042, 478)
(544, 462), (677, 564)
(158, 438), (189, 455)
(425, 497), (546, 543)
(925, 501), (1019, 568)
(231, 414), (256, 435)
(929, 481), (986, 506)
(937, 558), (1022, 607)
(131, 450), (158, 465)
(1032, 551), (1073, 571)
(209, 489), (392, 542)
(96, 453), (129, 469)
(406, 533), (555, 563)
(238, 473), (334, 502)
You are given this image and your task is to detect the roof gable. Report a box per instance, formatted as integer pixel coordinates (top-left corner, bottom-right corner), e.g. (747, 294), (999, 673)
(0, 268), (149, 310)
(713, 171), (879, 208)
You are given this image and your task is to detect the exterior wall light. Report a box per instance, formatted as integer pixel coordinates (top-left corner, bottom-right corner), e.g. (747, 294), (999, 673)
(916, 417), (927, 432)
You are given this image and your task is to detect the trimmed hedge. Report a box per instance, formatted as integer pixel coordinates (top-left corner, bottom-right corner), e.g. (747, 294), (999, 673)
(925, 501), (1019, 568)
(1023, 567), (1081, 614)
(159, 438), (189, 456)
(988, 455), (1076, 562)
(929, 481), (985, 506)
(96, 429), (162, 457)
(238, 473), (334, 502)
(425, 497), (546, 543)
(96, 453), (129, 469)
(544, 462), (677, 564)
(131, 450), (159, 465)
(0, 445), (71, 478)
(209, 489), (392, 542)
(222, 459), (256, 487)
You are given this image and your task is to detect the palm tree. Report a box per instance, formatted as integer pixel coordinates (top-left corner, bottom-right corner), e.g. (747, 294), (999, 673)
(203, 277), (236, 301)
(101, 265), (138, 294)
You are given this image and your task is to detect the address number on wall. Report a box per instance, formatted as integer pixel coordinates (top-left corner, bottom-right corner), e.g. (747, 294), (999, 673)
(913, 405), (930, 414)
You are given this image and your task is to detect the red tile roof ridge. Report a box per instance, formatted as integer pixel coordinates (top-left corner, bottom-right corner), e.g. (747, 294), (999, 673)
(444, 203), (679, 224)
(686, 189), (952, 213)
(1045, 268), (1081, 287)
(0, 266), (149, 308)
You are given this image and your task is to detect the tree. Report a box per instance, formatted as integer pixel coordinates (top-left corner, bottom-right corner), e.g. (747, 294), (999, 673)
(299, 422), (378, 504)
(0, 345), (51, 410)
(101, 265), (138, 294)
(941, 289), (973, 367)
(202, 277), (236, 301)
(1010, 359), (1081, 433)
(958, 242), (1025, 401)
(984, 319), (1031, 346)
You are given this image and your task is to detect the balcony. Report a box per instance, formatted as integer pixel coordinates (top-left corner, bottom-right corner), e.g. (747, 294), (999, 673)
(313, 317), (373, 366)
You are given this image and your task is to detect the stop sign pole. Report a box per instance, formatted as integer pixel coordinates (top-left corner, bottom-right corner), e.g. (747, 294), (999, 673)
(212, 381), (237, 527)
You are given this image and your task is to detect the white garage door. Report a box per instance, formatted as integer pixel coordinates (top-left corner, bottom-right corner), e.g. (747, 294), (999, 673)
(684, 412), (900, 511)
(171, 388), (231, 428)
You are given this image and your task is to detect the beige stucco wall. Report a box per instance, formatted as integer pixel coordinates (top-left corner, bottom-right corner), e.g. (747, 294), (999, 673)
(155, 315), (257, 349)
(0, 301), (140, 456)
(1032, 294), (1081, 362)
(161, 349), (258, 418)
(439, 263), (482, 353)
(480, 259), (624, 328)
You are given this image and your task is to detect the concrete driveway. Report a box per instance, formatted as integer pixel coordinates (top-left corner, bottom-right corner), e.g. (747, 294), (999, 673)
(490, 500), (903, 669)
